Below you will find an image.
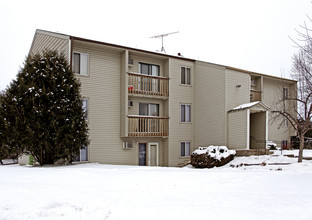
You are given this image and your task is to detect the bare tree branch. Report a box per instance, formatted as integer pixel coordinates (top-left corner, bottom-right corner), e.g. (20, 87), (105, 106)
(274, 17), (312, 162)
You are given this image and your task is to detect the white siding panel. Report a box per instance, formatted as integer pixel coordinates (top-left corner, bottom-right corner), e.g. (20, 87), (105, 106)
(128, 53), (166, 77)
(73, 41), (136, 165)
(263, 77), (296, 146)
(228, 110), (248, 149)
(29, 31), (70, 61)
(194, 61), (226, 147)
(226, 69), (250, 111)
(167, 58), (195, 166)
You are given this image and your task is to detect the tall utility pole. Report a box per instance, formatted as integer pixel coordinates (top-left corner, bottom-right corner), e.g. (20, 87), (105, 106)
(150, 31), (179, 53)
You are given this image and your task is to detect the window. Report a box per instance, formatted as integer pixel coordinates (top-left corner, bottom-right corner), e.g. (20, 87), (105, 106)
(251, 79), (256, 87)
(82, 99), (88, 120)
(139, 103), (159, 116)
(284, 117), (289, 127)
(139, 63), (160, 76)
(283, 87), (289, 100)
(74, 146), (88, 162)
(180, 141), (190, 157)
(181, 67), (191, 85)
(123, 142), (133, 149)
(138, 103), (159, 133)
(73, 52), (88, 75)
(181, 104), (191, 122)
(138, 63), (160, 93)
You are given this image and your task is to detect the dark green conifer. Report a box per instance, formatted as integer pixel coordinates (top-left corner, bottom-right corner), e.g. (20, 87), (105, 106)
(0, 50), (89, 165)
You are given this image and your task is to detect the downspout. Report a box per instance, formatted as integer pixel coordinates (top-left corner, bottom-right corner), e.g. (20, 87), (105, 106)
(69, 36), (73, 69)
(225, 68), (228, 146)
(246, 109), (250, 149)
(265, 110), (268, 146)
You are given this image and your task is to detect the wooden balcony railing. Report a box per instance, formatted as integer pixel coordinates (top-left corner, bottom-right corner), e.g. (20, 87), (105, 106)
(128, 72), (169, 97)
(128, 116), (169, 137)
(250, 90), (262, 102)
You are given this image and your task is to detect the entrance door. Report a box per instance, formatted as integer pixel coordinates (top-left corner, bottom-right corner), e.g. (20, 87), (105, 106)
(148, 143), (159, 166)
(250, 112), (267, 149)
(139, 144), (146, 166)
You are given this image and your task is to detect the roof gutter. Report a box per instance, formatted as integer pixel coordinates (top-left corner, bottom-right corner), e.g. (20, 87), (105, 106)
(70, 35), (196, 62)
(226, 66), (297, 83)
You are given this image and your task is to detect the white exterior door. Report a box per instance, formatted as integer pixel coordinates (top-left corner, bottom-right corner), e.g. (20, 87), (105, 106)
(148, 143), (159, 166)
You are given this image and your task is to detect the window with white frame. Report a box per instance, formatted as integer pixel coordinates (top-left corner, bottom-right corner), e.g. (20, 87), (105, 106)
(181, 66), (191, 85)
(73, 52), (89, 75)
(74, 146), (88, 162)
(139, 103), (159, 116)
(123, 142), (133, 149)
(180, 141), (190, 157)
(180, 104), (191, 122)
(283, 87), (289, 100)
(139, 63), (160, 76)
(82, 98), (88, 120)
(284, 117), (289, 127)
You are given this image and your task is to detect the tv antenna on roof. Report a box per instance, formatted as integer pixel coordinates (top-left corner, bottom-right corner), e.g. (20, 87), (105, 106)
(150, 31), (179, 53)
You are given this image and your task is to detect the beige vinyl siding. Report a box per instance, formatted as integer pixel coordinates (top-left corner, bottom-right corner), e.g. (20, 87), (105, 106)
(226, 69), (250, 111)
(288, 83), (298, 126)
(126, 52), (170, 166)
(163, 60), (170, 118)
(29, 30), (70, 61)
(28, 29), (299, 167)
(104, 138), (165, 166)
(167, 58), (195, 166)
(228, 110), (248, 149)
(72, 40), (136, 165)
(128, 97), (164, 117)
(163, 99), (169, 166)
(126, 139), (165, 166)
(120, 51), (128, 137)
(262, 77), (296, 146)
(163, 139), (169, 167)
(250, 112), (266, 149)
(128, 53), (167, 77)
(194, 61), (226, 147)
(225, 69), (250, 150)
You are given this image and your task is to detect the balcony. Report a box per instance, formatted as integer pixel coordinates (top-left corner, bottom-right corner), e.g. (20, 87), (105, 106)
(250, 90), (262, 102)
(128, 72), (169, 98)
(128, 116), (169, 137)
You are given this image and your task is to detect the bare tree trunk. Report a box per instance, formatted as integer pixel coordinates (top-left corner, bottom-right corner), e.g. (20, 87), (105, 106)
(298, 133), (304, 162)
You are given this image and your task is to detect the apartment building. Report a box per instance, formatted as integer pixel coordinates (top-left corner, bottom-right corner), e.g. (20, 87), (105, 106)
(29, 29), (297, 167)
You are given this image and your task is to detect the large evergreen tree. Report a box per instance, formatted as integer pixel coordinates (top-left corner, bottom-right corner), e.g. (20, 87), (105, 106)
(0, 50), (89, 165)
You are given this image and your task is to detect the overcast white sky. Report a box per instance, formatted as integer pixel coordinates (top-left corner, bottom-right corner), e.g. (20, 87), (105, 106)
(0, 0), (311, 90)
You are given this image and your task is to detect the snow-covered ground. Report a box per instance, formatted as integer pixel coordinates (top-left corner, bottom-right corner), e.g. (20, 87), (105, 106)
(272, 149), (312, 157)
(1, 151), (312, 220)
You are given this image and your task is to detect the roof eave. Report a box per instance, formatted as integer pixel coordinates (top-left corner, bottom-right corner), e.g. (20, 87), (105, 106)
(69, 36), (195, 62)
(229, 101), (271, 112)
(226, 66), (297, 83)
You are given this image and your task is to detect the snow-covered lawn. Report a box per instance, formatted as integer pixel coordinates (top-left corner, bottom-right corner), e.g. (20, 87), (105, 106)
(272, 149), (312, 157)
(1, 152), (312, 220)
